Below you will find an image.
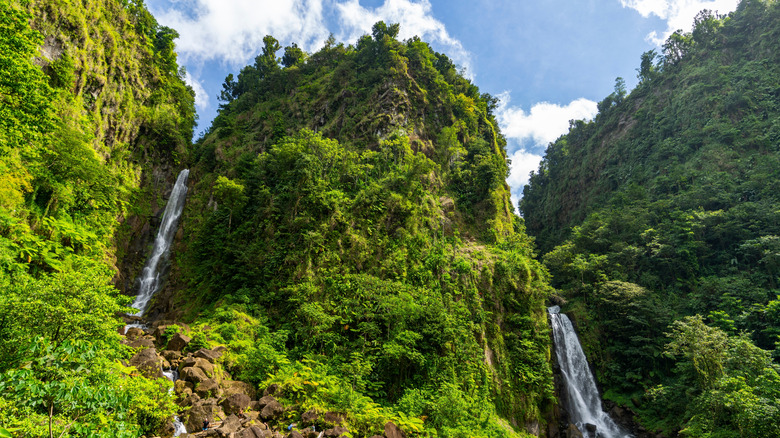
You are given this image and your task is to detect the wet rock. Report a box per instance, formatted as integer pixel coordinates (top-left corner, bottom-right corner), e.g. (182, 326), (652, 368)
(181, 366), (209, 384)
(221, 393), (251, 415)
(195, 348), (223, 363)
(384, 422), (405, 438)
(261, 400), (285, 421)
(323, 426), (348, 438)
(585, 423), (597, 434)
(196, 379), (222, 398)
(129, 348), (163, 378)
(167, 333), (192, 351)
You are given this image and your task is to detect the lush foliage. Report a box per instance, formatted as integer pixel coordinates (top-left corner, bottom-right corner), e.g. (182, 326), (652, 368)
(180, 25), (553, 437)
(522, 0), (780, 435)
(0, 0), (195, 435)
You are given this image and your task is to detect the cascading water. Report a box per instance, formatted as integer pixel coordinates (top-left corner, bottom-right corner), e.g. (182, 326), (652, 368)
(130, 169), (190, 316)
(548, 306), (632, 438)
(163, 368), (187, 436)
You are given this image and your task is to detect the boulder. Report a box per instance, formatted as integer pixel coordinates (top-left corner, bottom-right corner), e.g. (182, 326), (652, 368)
(585, 423), (597, 434)
(323, 412), (344, 425)
(125, 327), (145, 340)
(300, 409), (319, 425)
(127, 337), (156, 350)
(181, 366), (209, 384)
(196, 379), (222, 398)
(566, 423), (584, 438)
(178, 392), (200, 408)
(185, 398), (219, 433)
(384, 422), (405, 438)
(221, 393), (251, 415)
(286, 432), (303, 438)
(162, 350), (183, 363)
(217, 414), (242, 435)
(237, 426), (269, 438)
(223, 380), (257, 400)
(260, 400), (285, 421)
(195, 348), (223, 363)
(175, 379), (193, 394)
(323, 426), (348, 438)
(303, 430), (320, 438)
(129, 348), (163, 378)
(167, 333), (192, 351)
(263, 384), (279, 396)
(257, 395), (277, 409)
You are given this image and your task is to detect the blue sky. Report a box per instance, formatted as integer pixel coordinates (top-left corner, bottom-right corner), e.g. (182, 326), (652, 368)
(146, 0), (740, 207)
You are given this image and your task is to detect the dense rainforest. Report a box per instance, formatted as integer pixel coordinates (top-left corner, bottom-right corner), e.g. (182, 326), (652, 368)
(0, 0), (195, 435)
(521, 0), (780, 436)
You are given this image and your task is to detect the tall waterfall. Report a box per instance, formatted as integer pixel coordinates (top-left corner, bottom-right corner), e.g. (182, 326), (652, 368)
(130, 169), (190, 316)
(548, 306), (631, 438)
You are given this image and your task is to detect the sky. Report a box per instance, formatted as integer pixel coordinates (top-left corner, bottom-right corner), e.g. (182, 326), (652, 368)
(146, 0), (741, 208)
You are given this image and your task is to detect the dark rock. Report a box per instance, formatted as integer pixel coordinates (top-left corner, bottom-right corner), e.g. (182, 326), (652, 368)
(237, 426), (268, 438)
(196, 379), (222, 398)
(129, 348), (162, 378)
(323, 426), (348, 438)
(127, 337), (156, 350)
(217, 414), (242, 435)
(221, 393), (251, 415)
(167, 333), (192, 351)
(195, 348), (223, 363)
(384, 422), (405, 438)
(585, 423), (597, 433)
(257, 395), (278, 409)
(181, 366), (209, 384)
(178, 392), (200, 408)
(125, 327), (145, 340)
(323, 412), (344, 425)
(185, 398), (219, 433)
(223, 380), (257, 400)
(303, 430), (319, 438)
(301, 409), (319, 425)
(566, 423), (584, 438)
(162, 349), (183, 363)
(261, 400), (285, 421)
(263, 383), (279, 396)
(287, 432), (303, 438)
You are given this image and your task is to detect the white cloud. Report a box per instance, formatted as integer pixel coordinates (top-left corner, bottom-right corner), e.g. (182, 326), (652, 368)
(335, 0), (472, 74)
(507, 149), (543, 210)
(496, 92), (598, 147)
(184, 71), (209, 110)
(149, 0), (330, 64)
(619, 0), (740, 44)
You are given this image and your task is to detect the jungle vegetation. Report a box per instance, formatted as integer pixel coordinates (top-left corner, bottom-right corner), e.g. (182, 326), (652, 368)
(521, 1), (780, 436)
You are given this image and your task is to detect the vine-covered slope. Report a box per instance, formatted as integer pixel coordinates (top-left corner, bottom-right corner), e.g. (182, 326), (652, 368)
(170, 24), (555, 437)
(521, 1), (780, 436)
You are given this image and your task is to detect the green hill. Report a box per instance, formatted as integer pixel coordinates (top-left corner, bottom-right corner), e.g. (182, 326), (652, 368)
(521, 1), (780, 436)
(168, 23), (554, 437)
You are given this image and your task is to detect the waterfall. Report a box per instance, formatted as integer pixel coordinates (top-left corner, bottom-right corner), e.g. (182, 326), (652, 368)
(130, 169), (190, 316)
(548, 306), (631, 438)
(163, 368), (187, 436)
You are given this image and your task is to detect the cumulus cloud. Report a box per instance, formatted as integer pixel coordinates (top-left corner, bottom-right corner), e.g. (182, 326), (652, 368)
(149, 0), (330, 64)
(149, 0), (470, 71)
(184, 71), (209, 110)
(335, 0), (472, 73)
(619, 0), (740, 44)
(507, 149), (544, 211)
(496, 92), (598, 147)
(495, 92), (598, 205)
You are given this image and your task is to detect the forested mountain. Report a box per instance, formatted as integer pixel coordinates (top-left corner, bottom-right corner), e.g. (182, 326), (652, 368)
(167, 22), (554, 437)
(521, 1), (780, 436)
(0, 0), (195, 435)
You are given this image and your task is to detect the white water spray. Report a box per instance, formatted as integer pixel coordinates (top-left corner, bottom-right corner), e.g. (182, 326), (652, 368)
(130, 169), (190, 316)
(548, 306), (632, 438)
(163, 368), (187, 436)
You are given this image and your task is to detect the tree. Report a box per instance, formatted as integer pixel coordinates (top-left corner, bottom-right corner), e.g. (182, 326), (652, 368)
(637, 49), (659, 83)
(282, 43), (306, 68)
(255, 35), (282, 74)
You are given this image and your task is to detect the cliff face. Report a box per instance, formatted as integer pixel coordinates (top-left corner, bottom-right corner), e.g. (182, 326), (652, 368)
(0, 0), (196, 287)
(160, 25), (556, 437)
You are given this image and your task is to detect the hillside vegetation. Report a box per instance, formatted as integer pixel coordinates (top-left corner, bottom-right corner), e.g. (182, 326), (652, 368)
(521, 1), (780, 436)
(0, 0), (195, 435)
(171, 23), (555, 438)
